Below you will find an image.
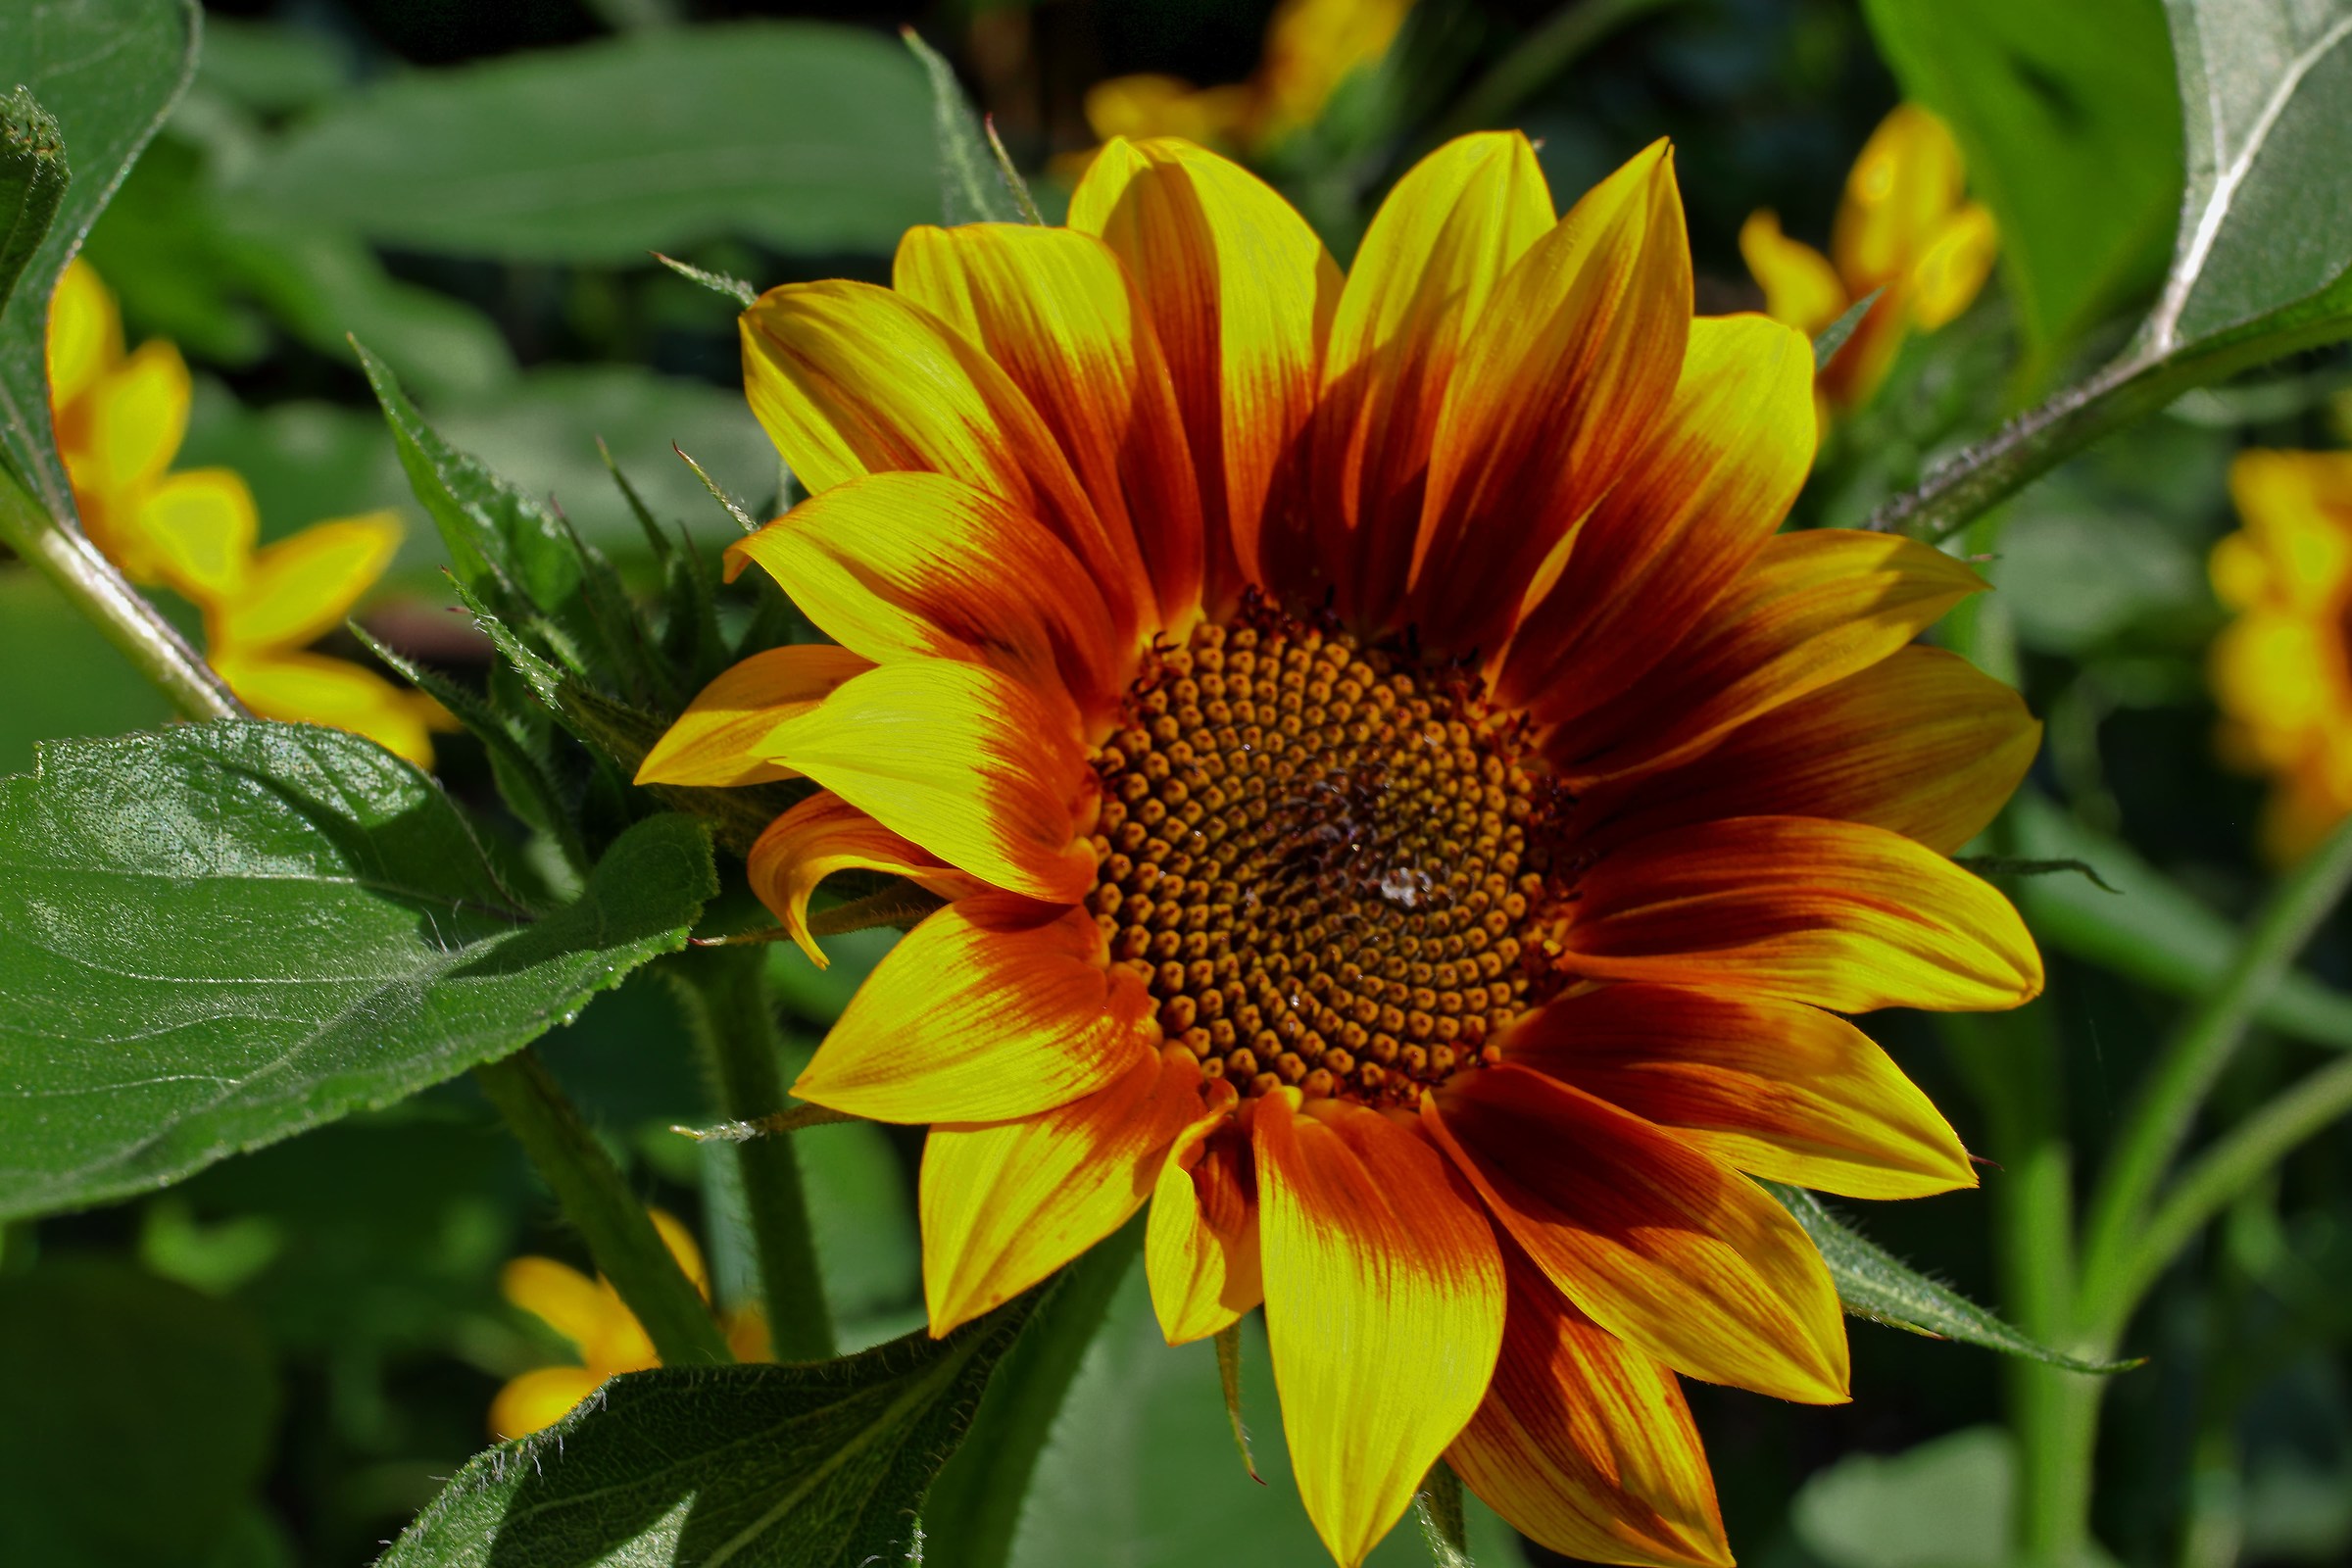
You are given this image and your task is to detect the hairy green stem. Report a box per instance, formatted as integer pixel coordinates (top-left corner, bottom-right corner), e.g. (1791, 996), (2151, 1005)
(474, 1049), (732, 1367)
(673, 947), (833, 1360)
(2078, 813), (2352, 1311)
(921, 1220), (1143, 1568)
(0, 468), (239, 720)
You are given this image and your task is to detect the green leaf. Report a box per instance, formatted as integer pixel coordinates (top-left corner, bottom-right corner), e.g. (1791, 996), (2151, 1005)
(2143, 0), (2352, 357)
(2007, 791), (2352, 1052)
(0, 1260), (280, 1567)
(1813, 286), (1883, 372)
(237, 22), (936, 265)
(0, 0), (199, 518)
(1768, 1183), (2138, 1373)
(381, 1292), (1042, 1568)
(903, 26), (1029, 226)
(0, 564), (174, 774)
(0, 721), (716, 1220)
(1860, 0), (2182, 368)
(1790, 1427), (2015, 1568)
(0, 88), (68, 322)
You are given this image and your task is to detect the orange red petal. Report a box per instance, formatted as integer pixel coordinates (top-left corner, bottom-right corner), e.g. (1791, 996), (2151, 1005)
(634, 643), (873, 789)
(1560, 814), (2044, 1013)
(794, 894), (1155, 1124)
(744, 791), (992, 967)
(1425, 1064), (1848, 1404)
(1253, 1091), (1503, 1567)
(1144, 1089), (1260, 1343)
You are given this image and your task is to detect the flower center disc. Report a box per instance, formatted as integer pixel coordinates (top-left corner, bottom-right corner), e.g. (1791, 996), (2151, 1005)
(1086, 600), (1568, 1108)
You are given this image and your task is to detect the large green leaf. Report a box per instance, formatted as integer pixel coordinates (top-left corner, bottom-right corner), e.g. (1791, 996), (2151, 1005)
(1769, 1184), (2136, 1373)
(0, 0), (198, 517)
(237, 22), (935, 265)
(0, 721), (715, 1220)
(1860, 0), (2181, 367)
(0, 1260), (279, 1567)
(382, 1293), (1040, 1568)
(2144, 0), (2352, 354)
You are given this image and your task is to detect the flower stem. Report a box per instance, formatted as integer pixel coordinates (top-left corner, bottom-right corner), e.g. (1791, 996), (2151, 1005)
(2076, 812), (2352, 1318)
(672, 946), (834, 1360)
(0, 467), (239, 721)
(473, 1048), (732, 1367)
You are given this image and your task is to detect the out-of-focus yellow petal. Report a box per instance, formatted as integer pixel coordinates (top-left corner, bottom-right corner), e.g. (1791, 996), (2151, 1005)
(1832, 103), (1966, 292)
(1737, 211), (1847, 339)
(1143, 1085), (1258, 1344)
(213, 648), (444, 770)
(1410, 139), (1690, 654)
(1310, 130), (1553, 623)
(648, 1207), (711, 1300)
(752, 660), (1099, 904)
(919, 1048), (1201, 1335)
(2229, 451), (2352, 612)
(1509, 985), (1977, 1200)
(1068, 137), (1341, 607)
(79, 337), (189, 497)
(1083, 74), (1253, 149)
(47, 258), (122, 415)
(488, 1366), (605, 1440)
(794, 894), (1157, 1124)
(214, 512), (403, 654)
(634, 644), (873, 789)
(1448, 1256), (1731, 1568)
(745, 791), (991, 968)
(1908, 201), (1997, 330)
(1252, 0), (1412, 142)
(1559, 815), (2044, 1014)
(136, 468), (260, 605)
(2211, 612), (2332, 744)
(501, 1255), (614, 1353)
(1426, 1065), (1849, 1404)
(1254, 1092), (1503, 1568)
(2208, 530), (2272, 612)
(726, 470), (1128, 719)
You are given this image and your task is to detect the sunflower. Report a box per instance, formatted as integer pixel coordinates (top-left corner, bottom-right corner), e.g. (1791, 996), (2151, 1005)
(1740, 105), (1997, 417)
(639, 131), (2043, 1566)
(2209, 449), (2352, 863)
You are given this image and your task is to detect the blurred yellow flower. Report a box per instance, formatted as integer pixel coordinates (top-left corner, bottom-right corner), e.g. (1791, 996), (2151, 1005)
(490, 1208), (770, 1441)
(2209, 450), (2352, 863)
(1740, 104), (1997, 416)
(46, 259), (448, 768)
(1081, 0), (1411, 160)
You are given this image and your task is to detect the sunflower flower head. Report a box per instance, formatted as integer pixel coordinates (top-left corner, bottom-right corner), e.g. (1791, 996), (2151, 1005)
(45, 260), (451, 768)
(2209, 449), (2352, 863)
(489, 1208), (768, 1440)
(1081, 0), (1411, 160)
(1740, 104), (1997, 416)
(641, 130), (2043, 1566)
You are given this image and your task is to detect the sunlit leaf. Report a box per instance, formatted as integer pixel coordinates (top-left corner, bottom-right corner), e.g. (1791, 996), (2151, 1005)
(0, 721), (715, 1219)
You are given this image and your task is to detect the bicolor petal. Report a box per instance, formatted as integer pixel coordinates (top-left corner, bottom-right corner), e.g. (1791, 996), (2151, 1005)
(1145, 1089), (1259, 1343)
(795, 894), (1156, 1124)
(1559, 815), (2044, 1013)
(1425, 1064), (1848, 1403)
(1506, 984), (1977, 1200)
(1254, 1092), (1503, 1567)
(745, 791), (992, 967)
(635, 643), (874, 789)
(920, 1047), (1203, 1334)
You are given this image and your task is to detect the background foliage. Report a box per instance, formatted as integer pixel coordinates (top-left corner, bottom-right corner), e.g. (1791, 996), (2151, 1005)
(3, 2), (2350, 1566)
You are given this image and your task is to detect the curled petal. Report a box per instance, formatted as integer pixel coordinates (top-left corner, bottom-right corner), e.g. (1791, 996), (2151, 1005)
(1254, 1092), (1503, 1567)
(745, 792), (992, 967)
(1145, 1089), (1259, 1344)
(634, 644), (873, 789)
(795, 894), (1154, 1124)
(1425, 1064), (1848, 1403)
(1507, 985), (1976, 1200)
(1560, 815), (2044, 1013)
(920, 1047), (1203, 1334)
(1449, 1255), (1731, 1568)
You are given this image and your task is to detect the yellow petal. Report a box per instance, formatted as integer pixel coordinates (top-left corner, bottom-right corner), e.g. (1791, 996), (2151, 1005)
(502, 1255), (614, 1353)
(78, 337), (189, 498)
(213, 648), (443, 770)
(1509, 985), (1977, 1200)
(919, 1047), (1202, 1334)
(1144, 1085), (1259, 1343)
(1908, 201), (1997, 330)
(488, 1365), (605, 1440)
(2228, 450), (2352, 613)
(1833, 103), (1967, 292)
(46, 258), (122, 416)
(136, 468), (260, 605)
(794, 894), (1156, 1124)
(755, 660), (1099, 904)
(634, 644), (874, 789)
(744, 791), (991, 968)
(648, 1207), (711, 1300)
(214, 512), (403, 654)
(1254, 1092), (1504, 1567)
(1068, 137), (1342, 606)
(1251, 0), (1412, 142)
(1738, 210), (1848, 338)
